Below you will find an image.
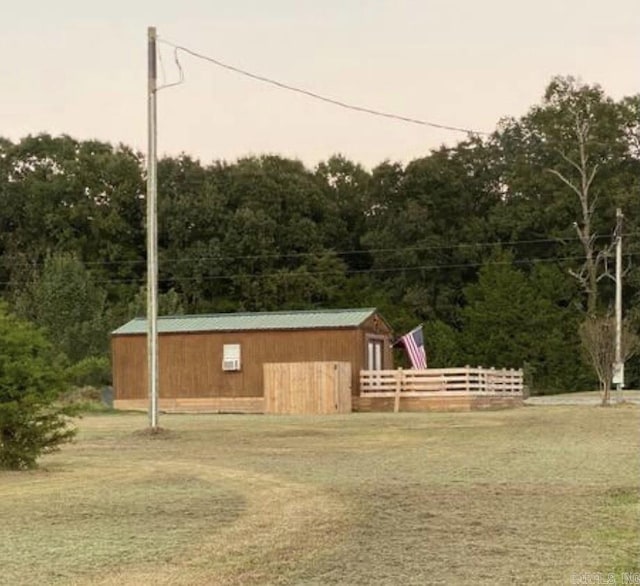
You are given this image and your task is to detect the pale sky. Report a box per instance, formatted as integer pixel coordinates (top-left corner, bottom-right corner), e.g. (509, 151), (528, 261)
(1, 0), (638, 168)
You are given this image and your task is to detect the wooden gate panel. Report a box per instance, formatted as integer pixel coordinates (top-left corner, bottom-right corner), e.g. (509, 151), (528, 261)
(264, 362), (352, 414)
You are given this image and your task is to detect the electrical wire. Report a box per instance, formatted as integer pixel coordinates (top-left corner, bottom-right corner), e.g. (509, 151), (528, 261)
(4, 233), (635, 268)
(158, 37), (489, 136)
(157, 45), (185, 91)
(2, 252), (638, 289)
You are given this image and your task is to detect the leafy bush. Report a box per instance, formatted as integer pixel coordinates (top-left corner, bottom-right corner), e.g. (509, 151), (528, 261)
(0, 304), (77, 470)
(61, 385), (114, 414)
(66, 356), (111, 388)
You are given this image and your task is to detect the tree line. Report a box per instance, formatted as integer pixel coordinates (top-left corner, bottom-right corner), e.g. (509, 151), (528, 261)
(1, 76), (638, 394)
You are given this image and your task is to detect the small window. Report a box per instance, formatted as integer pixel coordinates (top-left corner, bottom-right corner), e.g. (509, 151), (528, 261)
(222, 344), (241, 371)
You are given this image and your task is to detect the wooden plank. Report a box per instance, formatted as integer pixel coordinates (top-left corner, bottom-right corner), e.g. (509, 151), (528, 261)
(336, 362), (352, 414)
(360, 366), (524, 396)
(359, 366), (524, 396)
(363, 388), (523, 397)
(354, 394), (523, 413)
(264, 362), (351, 414)
(113, 397), (264, 413)
(363, 390), (482, 398)
(394, 368), (402, 413)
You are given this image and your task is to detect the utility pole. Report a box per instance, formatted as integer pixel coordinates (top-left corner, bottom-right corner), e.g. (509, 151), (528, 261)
(614, 208), (623, 403)
(147, 26), (159, 429)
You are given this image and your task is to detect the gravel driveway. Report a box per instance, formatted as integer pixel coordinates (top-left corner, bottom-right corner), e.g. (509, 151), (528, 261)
(525, 390), (640, 406)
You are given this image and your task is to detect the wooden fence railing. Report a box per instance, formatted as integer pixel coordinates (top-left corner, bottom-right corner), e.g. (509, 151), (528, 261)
(360, 367), (524, 398)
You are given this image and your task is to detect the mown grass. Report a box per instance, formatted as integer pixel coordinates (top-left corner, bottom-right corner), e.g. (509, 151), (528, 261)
(0, 405), (638, 585)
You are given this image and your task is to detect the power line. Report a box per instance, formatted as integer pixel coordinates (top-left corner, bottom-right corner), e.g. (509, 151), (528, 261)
(169, 252), (636, 282)
(158, 37), (489, 136)
(2, 252), (638, 289)
(4, 232), (634, 269)
(157, 44), (185, 91)
(154, 233), (633, 266)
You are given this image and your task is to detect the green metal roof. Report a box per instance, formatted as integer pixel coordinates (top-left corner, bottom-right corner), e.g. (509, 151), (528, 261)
(112, 308), (378, 336)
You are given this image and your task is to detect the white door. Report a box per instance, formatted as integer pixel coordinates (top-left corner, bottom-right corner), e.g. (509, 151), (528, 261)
(367, 339), (383, 370)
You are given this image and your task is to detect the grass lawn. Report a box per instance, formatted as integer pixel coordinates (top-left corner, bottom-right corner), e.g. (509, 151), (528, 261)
(1, 405), (638, 585)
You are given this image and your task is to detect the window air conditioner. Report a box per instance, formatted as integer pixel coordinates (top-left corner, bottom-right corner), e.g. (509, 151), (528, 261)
(222, 358), (240, 371)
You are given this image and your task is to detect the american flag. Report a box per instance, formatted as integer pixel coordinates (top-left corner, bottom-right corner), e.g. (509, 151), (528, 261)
(400, 325), (427, 369)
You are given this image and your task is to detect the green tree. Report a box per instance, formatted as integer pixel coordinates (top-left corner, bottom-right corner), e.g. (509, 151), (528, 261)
(423, 320), (463, 368)
(363, 139), (500, 324)
(127, 285), (185, 317)
(0, 134), (145, 309)
(315, 155), (371, 270)
(157, 155), (229, 310)
(461, 255), (587, 392)
(208, 155), (347, 311)
(0, 304), (76, 470)
(12, 252), (110, 362)
(492, 77), (639, 315)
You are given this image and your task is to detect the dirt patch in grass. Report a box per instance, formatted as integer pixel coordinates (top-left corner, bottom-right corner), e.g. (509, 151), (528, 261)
(131, 426), (176, 439)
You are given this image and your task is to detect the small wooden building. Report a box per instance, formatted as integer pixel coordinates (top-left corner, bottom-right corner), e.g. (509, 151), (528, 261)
(111, 308), (392, 413)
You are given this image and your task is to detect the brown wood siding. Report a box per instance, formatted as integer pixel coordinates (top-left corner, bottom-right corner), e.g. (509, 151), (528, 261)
(112, 327), (369, 401)
(360, 313), (393, 371)
(361, 313), (393, 337)
(112, 335), (148, 401)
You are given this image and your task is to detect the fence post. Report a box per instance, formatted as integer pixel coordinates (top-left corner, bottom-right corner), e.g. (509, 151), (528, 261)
(394, 367), (403, 413)
(465, 365), (470, 393)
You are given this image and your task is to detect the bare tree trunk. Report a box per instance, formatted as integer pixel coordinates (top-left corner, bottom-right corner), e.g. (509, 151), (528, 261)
(580, 315), (639, 407)
(602, 379), (611, 406)
(547, 115), (600, 315)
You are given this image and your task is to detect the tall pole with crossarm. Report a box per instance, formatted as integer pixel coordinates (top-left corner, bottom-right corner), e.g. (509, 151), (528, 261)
(147, 26), (159, 429)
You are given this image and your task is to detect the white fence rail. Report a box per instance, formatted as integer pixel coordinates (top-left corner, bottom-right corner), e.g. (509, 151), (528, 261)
(360, 367), (524, 398)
